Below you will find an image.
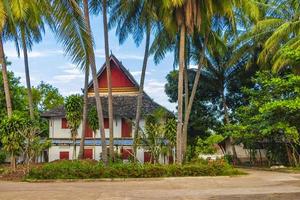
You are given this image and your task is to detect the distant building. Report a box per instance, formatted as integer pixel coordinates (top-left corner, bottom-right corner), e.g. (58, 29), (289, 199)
(42, 55), (171, 163)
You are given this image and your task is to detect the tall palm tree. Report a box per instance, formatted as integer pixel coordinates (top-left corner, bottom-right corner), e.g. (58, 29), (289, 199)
(109, 0), (158, 159)
(81, 0), (108, 164)
(44, 0), (107, 162)
(0, 0), (13, 117)
(78, 62), (89, 159)
(154, 0), (260, 163)
(102, 0), (114, 160)
(10, 1), (44, 120)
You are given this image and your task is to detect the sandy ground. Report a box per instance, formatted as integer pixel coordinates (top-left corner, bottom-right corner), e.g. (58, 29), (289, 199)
(1, 169), (300, 200)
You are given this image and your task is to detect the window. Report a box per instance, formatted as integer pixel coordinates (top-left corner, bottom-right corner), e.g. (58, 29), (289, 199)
(59, 151), (69, 160)
(61, 118), (69, 129)
(104, 118), (109, 129)
(83, 149), (93, 159)
(121, 118), (132, 137)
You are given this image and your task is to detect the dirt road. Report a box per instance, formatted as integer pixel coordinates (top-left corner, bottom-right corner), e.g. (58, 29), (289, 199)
(1, 169), (300, 200)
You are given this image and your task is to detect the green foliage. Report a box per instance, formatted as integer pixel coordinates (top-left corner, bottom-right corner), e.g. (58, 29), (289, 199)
(0, 151), (6, 164)
(87, 106), (99, 132)
(0, 70), (27, 119)
(195, 135), (224, 155)
(65, 94), (83, 138)
(27, 160), (241, 179)
(33, 81), (64, 112)
(225, 71), (300, 165)
(138, 109), (176, 163)
(0, 113), (29, 157)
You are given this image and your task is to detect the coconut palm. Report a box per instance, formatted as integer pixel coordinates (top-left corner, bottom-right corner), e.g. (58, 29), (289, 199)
(81, 0), (108, 164)
(102, 0), (114, 160)
(0, 0), (14, 117)
(237, 0), (299, 73)
(109, 0), (159, 159)
(8, 1), (44, 120)
(154, 0), (260, 163)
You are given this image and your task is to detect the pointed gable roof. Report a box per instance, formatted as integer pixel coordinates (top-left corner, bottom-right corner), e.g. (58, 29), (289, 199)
(87, 54), (139, 93)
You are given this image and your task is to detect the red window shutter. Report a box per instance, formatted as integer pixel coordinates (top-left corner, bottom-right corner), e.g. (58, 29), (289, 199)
(121, 148), (133, 160)
(59, 151), (69, 160)
(121, 118), (132, 137)
(104, 118), (109, 129)
(83, 149), (93, 159)
(85, 123), (93, 138)
(61, 118), (69, 129)
(144, 152), (153, 163)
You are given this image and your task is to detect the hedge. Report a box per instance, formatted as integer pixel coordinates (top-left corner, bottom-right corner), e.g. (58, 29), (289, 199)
(27, 160), (242, 180)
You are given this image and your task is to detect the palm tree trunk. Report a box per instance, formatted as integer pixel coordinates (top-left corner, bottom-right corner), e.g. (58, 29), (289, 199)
(21, 29), (34, 120)
(182, 37), (207, 161)
(102, 0), (114, 161)
(0, 34), (12, 117)
(176, 25), (186, 164)
(221, 91), (238, 163)
(181, 65), (189, 161)
(78, 64), (89, 159)
(133, 25), (151, 159)
(83, 0), (108, 165)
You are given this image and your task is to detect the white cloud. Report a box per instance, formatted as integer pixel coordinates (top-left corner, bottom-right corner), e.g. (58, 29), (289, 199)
(130, 71), (151, 77)
(51, 63), (84, 84)
(5, 48), (64, 59)
(14, 71), (37, 86)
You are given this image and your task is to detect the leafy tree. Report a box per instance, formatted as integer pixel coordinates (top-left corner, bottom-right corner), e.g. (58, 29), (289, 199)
(19, 120), (51, 172)
(33, 81), (64, 112)
(194, 134), (224, 155)
(65, 94), (83, 160)
(0, 70), (27, 119)
(0, 113), (28, 171)
(226, 71), (300, 166)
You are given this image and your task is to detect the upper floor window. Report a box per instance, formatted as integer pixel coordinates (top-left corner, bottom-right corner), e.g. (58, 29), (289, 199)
(104, 118), (109, 129)
(61, 118), (69, 129)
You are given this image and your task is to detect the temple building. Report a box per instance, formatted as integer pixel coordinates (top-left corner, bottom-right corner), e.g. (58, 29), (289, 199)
(42, 55), (170, 163)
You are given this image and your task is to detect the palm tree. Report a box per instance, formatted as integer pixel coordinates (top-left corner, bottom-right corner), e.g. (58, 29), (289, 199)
(0, 1), (13, 117)
(10, 1), (44, 120)
(81, 0), (108, 164)
(78, 63), (89, 159)
(156, 0), (260, 164)
(238, 0), (299, 73)
(102, 0), (114, 161)
(109, 0), (158, 159)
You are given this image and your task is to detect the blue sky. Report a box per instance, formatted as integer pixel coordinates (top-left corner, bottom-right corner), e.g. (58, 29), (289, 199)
(4, 15), (177, 111)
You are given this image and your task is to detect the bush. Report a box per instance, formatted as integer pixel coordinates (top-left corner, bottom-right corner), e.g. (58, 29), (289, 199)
(0, 151), (6, 164)
(27, 159), (243, 180)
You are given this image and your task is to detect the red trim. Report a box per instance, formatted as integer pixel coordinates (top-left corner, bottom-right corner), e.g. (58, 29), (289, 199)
(59, 151), (69, 160)
(83, 149), (93, 159)
(61, 118), (68, 129)
(121, 118), (132, 137)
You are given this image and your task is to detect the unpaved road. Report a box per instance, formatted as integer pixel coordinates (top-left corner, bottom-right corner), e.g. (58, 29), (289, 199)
(1, 169), (300, 200)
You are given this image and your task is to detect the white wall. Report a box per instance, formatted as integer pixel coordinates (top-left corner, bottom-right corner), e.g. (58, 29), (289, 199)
(49, 117), (142, 139)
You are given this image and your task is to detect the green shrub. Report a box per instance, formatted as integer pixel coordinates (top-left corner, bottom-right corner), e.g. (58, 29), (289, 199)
(27, 160), (242, 180)
(0, 151), (6, 164)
